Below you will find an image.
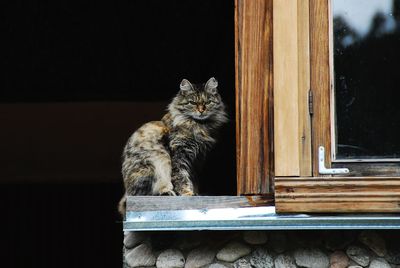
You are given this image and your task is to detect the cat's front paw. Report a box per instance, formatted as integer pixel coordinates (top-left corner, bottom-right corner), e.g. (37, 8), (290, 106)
(179, 190), (194, 196)
(159, 190), (177, 196)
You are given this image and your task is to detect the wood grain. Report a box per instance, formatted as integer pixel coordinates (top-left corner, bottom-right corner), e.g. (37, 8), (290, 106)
(275, 177), (400, 212)
(273, 0), (312, 176)
(297, 0), (312, 176)
(127, 196), (274, 212)
(332, 162), (400, 177)
(310, 0), (332, 176)
(235, 0), (273, 195)
(273, 0), (300, 176)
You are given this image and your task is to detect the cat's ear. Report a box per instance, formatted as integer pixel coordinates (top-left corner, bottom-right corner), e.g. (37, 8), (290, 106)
(205, 77), (218, 94)
(180, 79), (194, 95)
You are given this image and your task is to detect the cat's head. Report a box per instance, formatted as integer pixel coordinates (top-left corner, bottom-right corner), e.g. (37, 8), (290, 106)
(169, 77), (228, 125)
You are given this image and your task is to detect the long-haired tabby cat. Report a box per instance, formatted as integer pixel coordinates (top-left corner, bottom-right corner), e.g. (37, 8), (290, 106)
(118, 77), (227, 215)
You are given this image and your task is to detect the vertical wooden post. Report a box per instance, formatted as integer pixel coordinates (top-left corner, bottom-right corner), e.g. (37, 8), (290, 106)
(235, 0), (274, 195)
(310, 0), (332, 176)
(273, 0), (312, 177)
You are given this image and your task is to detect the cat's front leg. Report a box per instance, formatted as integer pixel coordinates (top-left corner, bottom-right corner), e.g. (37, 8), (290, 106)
(169, 137), (197, 196)
(172, 172), (195, 196)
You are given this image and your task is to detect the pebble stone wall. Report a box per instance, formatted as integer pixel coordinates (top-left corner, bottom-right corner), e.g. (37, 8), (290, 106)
(122, 230), (400, 268)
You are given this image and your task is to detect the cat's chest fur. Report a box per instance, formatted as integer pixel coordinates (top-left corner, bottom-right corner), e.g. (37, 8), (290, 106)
(165, 114), (215, 152)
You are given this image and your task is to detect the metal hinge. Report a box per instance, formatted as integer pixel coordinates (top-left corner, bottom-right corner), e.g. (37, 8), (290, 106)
(308, 90), (313, 115)
(318, 146), (350, 175)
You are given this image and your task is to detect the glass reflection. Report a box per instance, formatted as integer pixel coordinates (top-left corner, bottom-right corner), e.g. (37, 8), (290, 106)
(333, 0), (400, 159)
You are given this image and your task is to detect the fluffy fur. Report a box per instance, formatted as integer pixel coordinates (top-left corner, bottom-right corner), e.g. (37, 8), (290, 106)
(118, 77), (227, 215)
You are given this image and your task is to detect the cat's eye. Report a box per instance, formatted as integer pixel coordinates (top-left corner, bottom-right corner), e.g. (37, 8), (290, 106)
(189, 101), (197, 105)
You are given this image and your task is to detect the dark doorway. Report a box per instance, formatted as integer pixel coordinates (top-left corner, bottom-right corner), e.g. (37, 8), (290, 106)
(3, 1), (235, 267)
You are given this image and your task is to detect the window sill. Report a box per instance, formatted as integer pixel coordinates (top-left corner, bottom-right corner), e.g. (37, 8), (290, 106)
(123, 196), (400, 231)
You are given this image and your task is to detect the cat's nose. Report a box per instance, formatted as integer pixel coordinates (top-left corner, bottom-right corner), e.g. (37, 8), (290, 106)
(198, 105), (205, 113)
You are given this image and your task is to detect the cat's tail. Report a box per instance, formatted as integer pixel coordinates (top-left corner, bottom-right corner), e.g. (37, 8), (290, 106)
(118, 194), (127, 218)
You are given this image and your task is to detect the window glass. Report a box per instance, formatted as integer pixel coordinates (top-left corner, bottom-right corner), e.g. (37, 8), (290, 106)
(333, 0), (400, 159)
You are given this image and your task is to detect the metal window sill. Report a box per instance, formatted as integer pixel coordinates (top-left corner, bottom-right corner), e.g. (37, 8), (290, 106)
(123, 206), (400, 231)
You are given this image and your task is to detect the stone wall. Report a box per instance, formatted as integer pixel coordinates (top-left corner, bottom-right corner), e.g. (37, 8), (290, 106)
(123, 230), (400, 268)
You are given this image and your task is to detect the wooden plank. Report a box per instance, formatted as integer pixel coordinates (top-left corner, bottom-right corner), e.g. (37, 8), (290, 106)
(235, 0), (273, 194)
(297, 0), (312, 176)
(275, 177), (400, 213)
(278, 194), (400, 199)
(126, 196), (274, 212)
(277, 202), (400, 213)
(273, 0), (312, 176)
(310, 0), (332, 176)
(274, 0), (299, 176)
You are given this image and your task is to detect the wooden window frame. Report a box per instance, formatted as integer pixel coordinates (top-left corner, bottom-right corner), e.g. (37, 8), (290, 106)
(235, 0), (313, 201)
(274, 0), (400, 213)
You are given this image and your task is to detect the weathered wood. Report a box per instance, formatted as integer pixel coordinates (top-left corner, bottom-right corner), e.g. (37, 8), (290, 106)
(127, 196), (274, 212)
(235, 0), (273, 194)
(273, 0), (312, 176)
(333, 162), (400, 177)
(310, 0), (332, 176)
(277, 202), (400, 213)
(275, 177), (400, 213)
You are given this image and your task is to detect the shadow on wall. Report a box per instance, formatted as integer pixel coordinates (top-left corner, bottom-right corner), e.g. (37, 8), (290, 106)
(0, 102), (167, 183)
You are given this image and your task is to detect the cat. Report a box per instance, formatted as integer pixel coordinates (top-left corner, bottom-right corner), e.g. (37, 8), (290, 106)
(118, 77), (228, 215)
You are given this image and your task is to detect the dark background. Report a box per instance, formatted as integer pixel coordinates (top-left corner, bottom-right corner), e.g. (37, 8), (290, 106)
(3, 1), (235, 267)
